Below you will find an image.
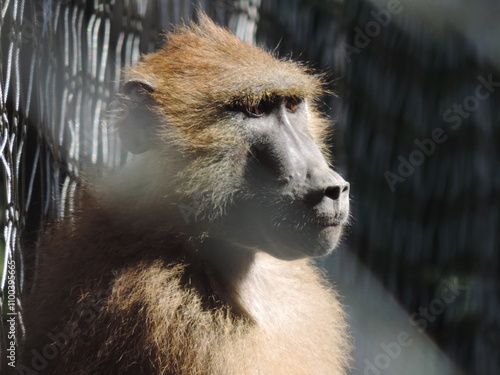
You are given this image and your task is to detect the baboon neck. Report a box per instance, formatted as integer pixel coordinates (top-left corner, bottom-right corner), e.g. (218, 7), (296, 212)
(199, 238), (314, 327)
(199, 238), (255, 279)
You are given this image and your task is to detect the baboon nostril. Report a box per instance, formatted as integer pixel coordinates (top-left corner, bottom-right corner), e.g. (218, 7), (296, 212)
(325, 186), (341, 200)
(342, 183), (350, 193)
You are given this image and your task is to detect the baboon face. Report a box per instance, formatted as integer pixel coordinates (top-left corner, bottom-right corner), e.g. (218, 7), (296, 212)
(219, 95), (350, 260)
(118, 16), (349, 260)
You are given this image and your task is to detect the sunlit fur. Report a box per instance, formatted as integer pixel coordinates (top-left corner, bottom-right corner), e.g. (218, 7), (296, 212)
(125, 14), (333, 220)
(22, 14), (351, 375)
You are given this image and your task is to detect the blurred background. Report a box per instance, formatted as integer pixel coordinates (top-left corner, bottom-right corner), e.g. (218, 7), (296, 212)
(1, 1), (498, 374)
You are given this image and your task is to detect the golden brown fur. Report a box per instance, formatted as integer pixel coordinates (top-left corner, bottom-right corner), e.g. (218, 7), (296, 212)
(21, 14), (351, 375)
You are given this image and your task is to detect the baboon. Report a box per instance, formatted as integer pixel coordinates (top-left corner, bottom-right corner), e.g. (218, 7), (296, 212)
(21, 13), (351, 375)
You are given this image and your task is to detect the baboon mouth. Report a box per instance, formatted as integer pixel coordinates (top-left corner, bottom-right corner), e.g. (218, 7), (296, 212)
(271, 217), (345, 259)
(314, 217), (343, 227)
(282, 213), (346, 231)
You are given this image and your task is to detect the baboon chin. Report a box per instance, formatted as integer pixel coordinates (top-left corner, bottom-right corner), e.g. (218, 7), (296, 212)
(22, 13), (351, 375)
(215, 196), (348, 260)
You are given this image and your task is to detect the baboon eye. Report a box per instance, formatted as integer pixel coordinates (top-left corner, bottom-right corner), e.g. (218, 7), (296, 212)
(285, 97), (302, 113)
(228, 98), (278, 118)
(244, 102), (266, 118)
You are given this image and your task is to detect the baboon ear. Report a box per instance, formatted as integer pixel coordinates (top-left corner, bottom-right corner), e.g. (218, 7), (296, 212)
(122, 80), (155, 104)
(118, 80), (159, 154)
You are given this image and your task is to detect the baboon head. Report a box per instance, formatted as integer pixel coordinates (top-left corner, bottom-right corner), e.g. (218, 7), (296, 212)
(116, 14), (350, 260)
